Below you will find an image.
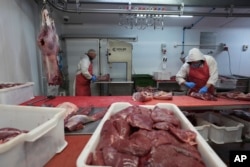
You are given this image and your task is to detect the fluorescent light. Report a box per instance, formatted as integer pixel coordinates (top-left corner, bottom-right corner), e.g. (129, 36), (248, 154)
(168, 15), (193, 18)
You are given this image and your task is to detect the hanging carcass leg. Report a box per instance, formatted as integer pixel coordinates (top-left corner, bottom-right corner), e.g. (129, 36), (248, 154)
(37, 9), (62, 85)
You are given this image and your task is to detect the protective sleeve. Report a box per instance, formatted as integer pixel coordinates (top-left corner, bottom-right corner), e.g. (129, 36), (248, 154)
(77, 56), (92, 79)
(206, 56), (219, 86)
(175, 63), (190, 85)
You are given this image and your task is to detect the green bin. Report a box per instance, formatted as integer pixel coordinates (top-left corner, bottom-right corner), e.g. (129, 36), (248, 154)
(132, 74), (156, 90)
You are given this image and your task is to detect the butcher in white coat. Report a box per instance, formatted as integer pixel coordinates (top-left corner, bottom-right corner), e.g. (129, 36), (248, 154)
(176, 48), (218, 95)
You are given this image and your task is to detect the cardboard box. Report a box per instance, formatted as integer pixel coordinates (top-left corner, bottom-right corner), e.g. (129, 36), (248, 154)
(0, 82), (34, 104)
(77, 102), (226, 167)
(0, 104), (68, 167)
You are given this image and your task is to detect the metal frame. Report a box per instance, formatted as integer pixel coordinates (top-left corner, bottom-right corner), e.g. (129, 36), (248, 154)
(45, 0), (250, 17)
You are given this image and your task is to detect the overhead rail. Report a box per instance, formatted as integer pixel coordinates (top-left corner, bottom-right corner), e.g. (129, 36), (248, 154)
(45, 0), (250, 17)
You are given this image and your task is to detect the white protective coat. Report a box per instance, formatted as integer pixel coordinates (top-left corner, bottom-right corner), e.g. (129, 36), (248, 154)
(176, 48), (218, 86)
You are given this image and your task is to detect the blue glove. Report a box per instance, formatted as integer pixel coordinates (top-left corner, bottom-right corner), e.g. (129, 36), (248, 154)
(184, 82), (196, 89)
(199, 86), (208, 94)
(91, 75), (97, 82)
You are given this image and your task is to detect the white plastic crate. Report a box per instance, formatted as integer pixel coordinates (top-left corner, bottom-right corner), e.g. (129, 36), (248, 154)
(153, 71), (171, 80)
(196, 112), (244, 144)
(0, 82), (34, 104)
(227, 115), (250, 139)
(0, 104), (68, 167)
(77, 102), (226, 167)
(195, 117), (211, 141)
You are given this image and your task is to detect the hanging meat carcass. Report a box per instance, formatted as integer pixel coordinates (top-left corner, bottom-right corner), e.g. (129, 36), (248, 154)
(37, 8), (62, 85)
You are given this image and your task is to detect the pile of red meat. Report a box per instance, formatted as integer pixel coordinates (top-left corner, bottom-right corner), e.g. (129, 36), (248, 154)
(217, 91), (250, 101)
(190, 92), (217, 101)
(133, 90), (173, 102)
(97, 74), (110, 81)
(86, 105), (205, 167)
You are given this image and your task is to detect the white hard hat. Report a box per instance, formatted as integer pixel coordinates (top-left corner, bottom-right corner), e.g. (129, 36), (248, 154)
(186, 48), (205, 63)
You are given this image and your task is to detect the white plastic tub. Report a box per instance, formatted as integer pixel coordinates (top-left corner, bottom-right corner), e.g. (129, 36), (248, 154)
(195, 117), (211, 141)
(76, 102), (226, 167)
(196, 112), (244, 144)
(227, 115), (250, 139)
(153, 71), (171, 80)
(0, 104), (68, 167)
(0, 82), (34, 104)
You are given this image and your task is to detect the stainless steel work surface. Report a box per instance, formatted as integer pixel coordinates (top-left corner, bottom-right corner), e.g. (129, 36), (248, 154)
(65, 107), (107, 135)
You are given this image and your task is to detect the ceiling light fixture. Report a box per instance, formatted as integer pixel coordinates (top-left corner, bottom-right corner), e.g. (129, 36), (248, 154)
(118, 3), (186, 30)
(168, 15), (193, 18)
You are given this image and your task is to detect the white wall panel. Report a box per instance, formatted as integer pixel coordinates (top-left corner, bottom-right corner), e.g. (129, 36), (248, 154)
(0, 0), (41, 95)
(62, 25), (250, 81)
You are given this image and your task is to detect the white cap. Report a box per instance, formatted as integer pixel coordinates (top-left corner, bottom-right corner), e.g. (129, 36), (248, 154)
(186, 48), (205, 63)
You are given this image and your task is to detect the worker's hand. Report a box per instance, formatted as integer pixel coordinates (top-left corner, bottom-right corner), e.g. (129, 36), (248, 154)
(184, 82), (196, 89)
(91, 75), (97, 82)
(199, 86), (208, 94)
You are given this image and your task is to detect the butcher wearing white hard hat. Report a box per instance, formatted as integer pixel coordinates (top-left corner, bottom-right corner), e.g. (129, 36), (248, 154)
(175, 48), (218, 95)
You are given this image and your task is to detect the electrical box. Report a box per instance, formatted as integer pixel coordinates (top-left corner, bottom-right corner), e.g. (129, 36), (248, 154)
(242, 45), (248, 51)
(161, 43), (167, 69)
(161, 43), (167, 55)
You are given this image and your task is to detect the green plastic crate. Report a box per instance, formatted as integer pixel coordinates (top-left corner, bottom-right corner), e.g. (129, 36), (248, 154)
(132, 74), (156, 88)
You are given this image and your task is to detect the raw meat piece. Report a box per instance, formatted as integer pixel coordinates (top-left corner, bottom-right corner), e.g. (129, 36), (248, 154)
(169, 126), (197, 145)
(133, 105), (152, 118)
(153, 91), (173, 100)
(236, 93), (250, 101)
(57, 102), (107, 132)
(87, 151), (105, 165)
(56, 102), (79, 122)
(126, 112), (153, 130)
(97, 74), (110, 81)
(102, 146), (139, 167)
(64, 108), (107, 132)
(173, 143), (203, 162)
(96, 120), (120, 151)
(111, 106), (136, 120)
(190, 92), (217, 101)
(153, 121), (173, 130)
(142, 145), (205, 167)
(112, 131), (152, 156)
(135, 130), (174, 147)
(37, 9), (62, 85)
(77, 106), (92, 115)
(0, 128), (28, 144)
(151, 106), (180, 128)
(217, 91), (250, 101)
(112, 118), (131, 139)
(64, 115), (95, 131)
(152, 106), (174, 115)
(90, 108), (108, 120)
(132, 91), (153, 102)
